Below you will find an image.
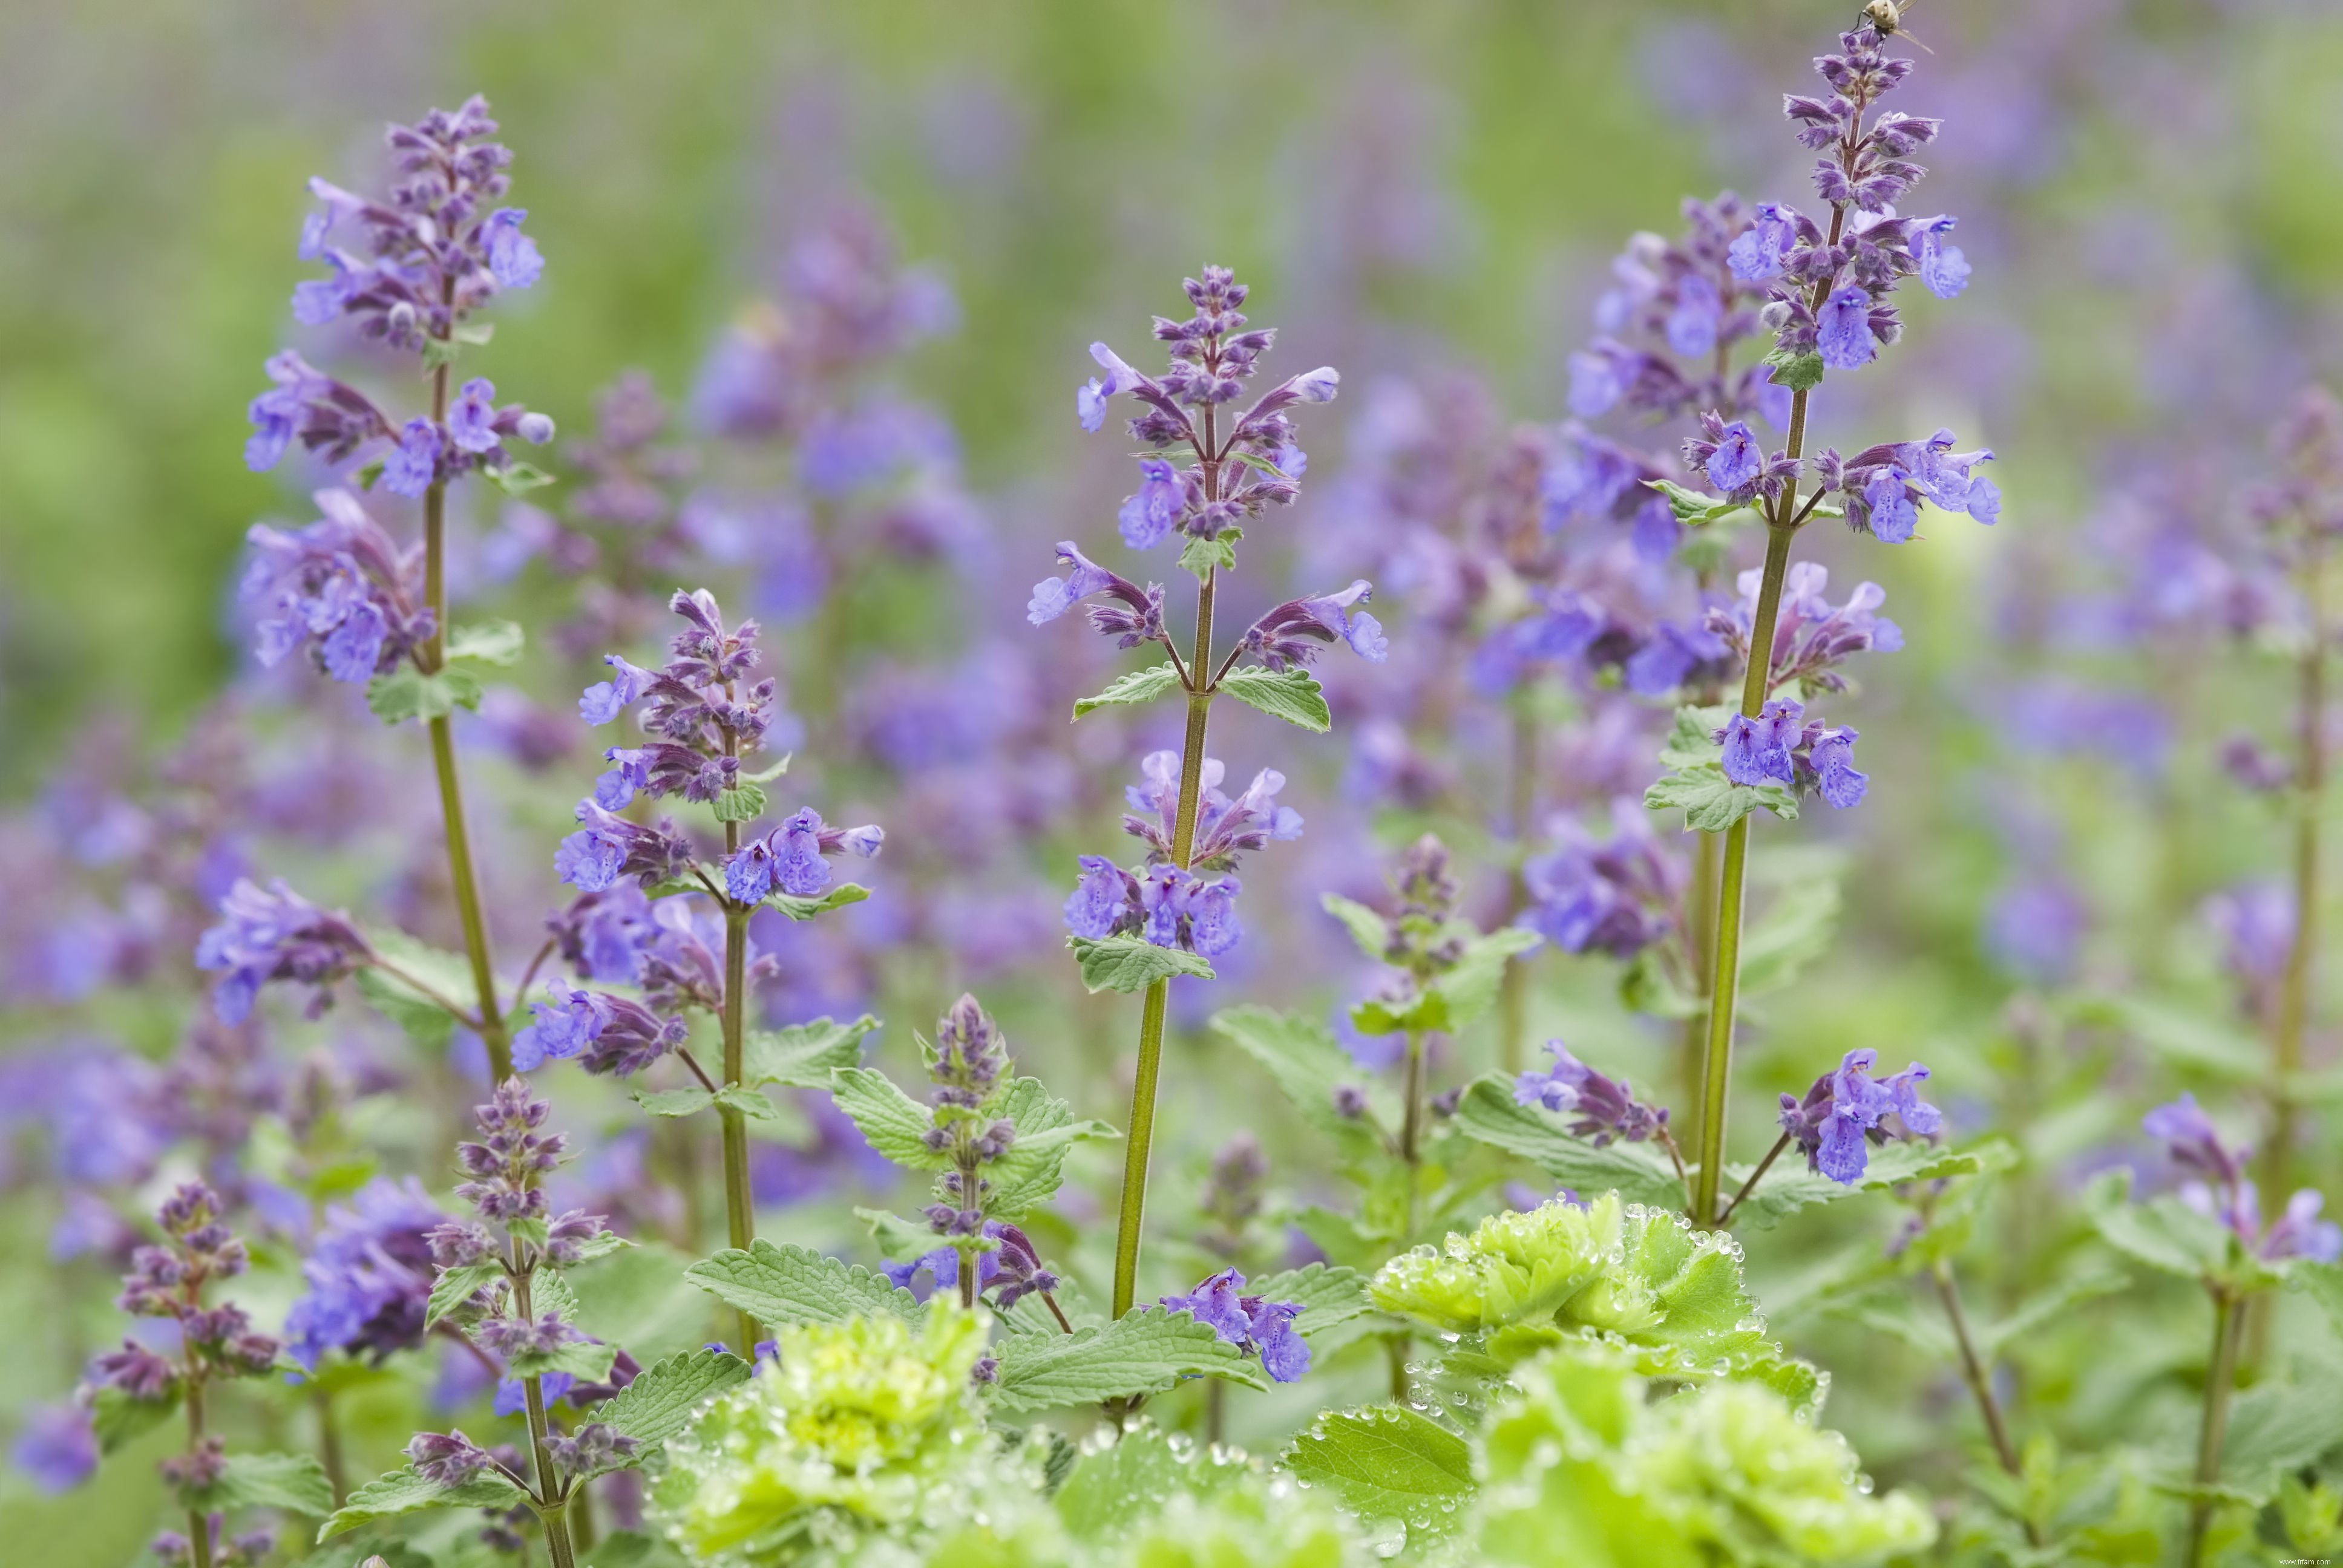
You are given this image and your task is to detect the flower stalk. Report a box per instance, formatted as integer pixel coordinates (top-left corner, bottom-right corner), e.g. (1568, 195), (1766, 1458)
(2187, 1289), (2243, 1567)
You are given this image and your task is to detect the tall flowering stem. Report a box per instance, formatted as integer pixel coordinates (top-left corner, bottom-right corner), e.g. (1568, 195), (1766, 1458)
(1682, 24), (1987, 1223)
(1044, 267), (1366, 1318)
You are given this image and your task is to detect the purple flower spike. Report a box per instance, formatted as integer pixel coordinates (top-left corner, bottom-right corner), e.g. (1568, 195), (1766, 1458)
(1778, 1048), (1943, 1185)
(194, 877), (372, 1024)
(379, 419), (444, 498)
(1242, 580), (1389, 670)
(1513, 1041), (1670, 1146)
(11, 1405), (97, 1494)
(1160, 1268), (1310, 1383)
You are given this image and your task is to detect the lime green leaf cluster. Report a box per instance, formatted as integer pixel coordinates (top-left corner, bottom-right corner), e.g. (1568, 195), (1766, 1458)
(1369, 1193), (1819, 1410)
(1472, 1342), (1935, 1566)
(649, 1306), (995, 1561)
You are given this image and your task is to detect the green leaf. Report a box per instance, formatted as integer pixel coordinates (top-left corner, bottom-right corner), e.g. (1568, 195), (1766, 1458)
(1976, 1269), (2131, 1359)
(1644, 761), (1798, 832)
(1763, 345), (1826, 392)
(2083, 1169), (2243, 1284)
(580, 1530), (689, 1568)
(1073, 662), (1182, 720)
(1319, 893), (1391, 962)
(487, 459), (556, 497)
(744, 1014), (878, 1089)
(989, 1308), (1267, 1413)
(858, 1206), (966, 1264)
(91, 1384), (179, 1455)
(2200, 1363), (2343, 1506)
(1425, 925), (1543, 1033)
(506, 1338), (618, 1382)
(1054, 1419), (1253, 1541)
(446, 620), (524, 666)
(1211, 1005), (1390, 1146)
(317, 1465), (527, 1543)
(1645, 479), (1754, 527)
(563, 1243), (718, 1363)
(763, 882), (871, 921)
(629, 1085), (782, 1122)
(1659, 704), (1736, 768)
(1216, 665), (1331, 732)
(2290, 1259), (2343, 1339)
(1178, 530), (1239, 578)
(1282, 1406), (1474, 1540)
(1724, 1137), (2020, 1232)
(1738, 877), (1842, 998)
(712, 782), (767, 823)
(1245, 1263), (1374, 1339)
(188, 1452), (335, 1517)
(984, 1077), (1121, 1219)
(424, 1261), (503, 1330)
(600, 1348), (753, 1451)
(352, 929), (477, 1051)
(365, 664), (485, 725)
(684, 1239), (925, 1328)
(1067, 934), (1215, 994)
(1450, 1075), (1684, 1208)
(739, 754), (792, 785)
(2086, 993), (2266, 1082)
(827, 1067), (945, 1168)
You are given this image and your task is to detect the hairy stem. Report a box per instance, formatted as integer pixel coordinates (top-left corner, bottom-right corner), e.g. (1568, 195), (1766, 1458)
(510, 1268), (577, 1568)
(1713, 1130), (1790, 1228)
(1110, 569), (1217, 1320)
(1931, 1261), (2024, 1480)
(2187, 1290), (2243, 1567)
(419, 342), (511, 1080)
(719, 890), (760, 1353)
(185, 1377), (212, 1568)
(1498, 704), (1539, 1073)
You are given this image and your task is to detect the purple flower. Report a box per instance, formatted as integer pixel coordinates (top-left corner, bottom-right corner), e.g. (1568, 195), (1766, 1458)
(406, 1429), (492, 1488)
(380, 419), (443, 498)
(1728, 202), (1795, 283)
(1665, 273), (1722, 359)
(1159, 1268), (1309, 1383)
(1240, 580), (1389, 669)
(1026, 543), (1165, 653)
(283, 1177), (445, 1371)
(1568, 348), (1627, 418)
(1913, 215), (1969, 299)
(483, 207), (544, 290)
(1860, 465), (1917, 543)
(727, 808), (883, 903)
(448, 379), (502, 454)
(1118, 458), (1186, 550)
(1815, 286), (1877, 370)
(1704, 419), (1762, 493)
(1625, 619), (1731, 697)
(2259, 1189), (2343, 1264)
(11, 1405), (96, 1494)
(2143, 1094), (2249, 1189)
(578, 656), (657, 726)
(1513, 1041), (1670, 1145)
(1715, 699), (1804, 786)
(194, 877), (371, 1024)
(1519, 802), (1678, 959)
(1805, 727), (1867, 808)
(1064, 855), (1135, 939)
(318, 600), (388, 683)
(1779, 1048), (1942, 1184)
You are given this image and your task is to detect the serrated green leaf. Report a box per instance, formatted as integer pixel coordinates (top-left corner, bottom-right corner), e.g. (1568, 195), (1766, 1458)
(1644, 761), (1798, 832)
(365, 664), (484, 725)
(488, 459), (556, 497)
(1320, 893), (1391, 963)
(683, 1239), (924, 1327)
(629, 1085), (782, 1122)
(1975, 1269), (2130, 1359)
(1178, 531), (1239, 578)
(580, 1530), (689, 1568)
(857, 1206), (967, 1263)
(1763, 345), (1826, 392)
(828, 1067), (945, 1168)
(1067, 934), (1215, 994)
(1216, 665), (1331, 732)
(91, 1383), (179, 1455)
(188, 1451), (335, 1517)
(712, 782), (767, 823)
(763, 882), (871, 921)
(1282, 1406), (1473, 1538)
(1426, 924), (1543, 1032)
(317, 1465), (527, 1543)
(744, 1014), (877, 1089)
(1211, 1004), (1391, 1146)
(989, 1308), (1267, 1413)
(1659, 704), (1735, 768)
(1072, 662), (1182, 720)
(424, 1261), (503, 1330)
(446, 620), (524, 666)
(2292, 1259), (2343, 1339)
(599, 1349), (753, 1452)
(1450, 1075), (1685, 1207)
(985, 1077), (1121, 1218)
(352, 928), (477, 1051)
(2083, 1169), (2247, 1284)
(1246, 1263), (1374, 1339)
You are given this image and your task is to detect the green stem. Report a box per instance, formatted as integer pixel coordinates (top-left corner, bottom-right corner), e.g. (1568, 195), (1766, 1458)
(2187, 1289), (2243, 1567)
(185, 1377), (212, 1568)
(1932, 1260), (2024, 1479)
(1109, 566), (1219, 1320)
(313, 1385), (347, 1508)
(719, 892), (760, 1353)
(419, 341), (510, 1081)
(1680, 825), (1719, 1126)
(1400, 1028), (1426, 1227)
(511, 1269), (578, 1568)
(2267, 540), (2325, 1204)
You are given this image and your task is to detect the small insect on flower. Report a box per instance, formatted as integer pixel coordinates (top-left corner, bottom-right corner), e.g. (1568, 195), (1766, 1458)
(1859, 0), (1934, 53)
